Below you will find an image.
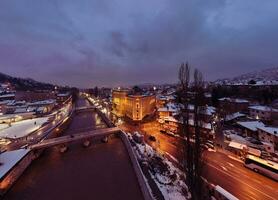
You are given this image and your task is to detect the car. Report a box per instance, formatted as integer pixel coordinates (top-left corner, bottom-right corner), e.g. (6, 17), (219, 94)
(166, 131), (176, 137)
(101, 136), (108, 143)
(206, 142), (214, 149)
(148, 135), (156, 142)
(207, 140), (214, 145)
(158, 119), (164, 124)
(201, 144), (209, 150)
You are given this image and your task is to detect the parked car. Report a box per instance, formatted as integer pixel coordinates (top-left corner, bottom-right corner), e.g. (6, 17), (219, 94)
(101, 136), (108, 143)
(166, 131), (176, 137)
(206, 142), (214, 149)
(201, 144), (209, 150)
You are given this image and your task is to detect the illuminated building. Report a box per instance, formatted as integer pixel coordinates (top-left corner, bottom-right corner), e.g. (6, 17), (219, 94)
(112, 89), (156, 121)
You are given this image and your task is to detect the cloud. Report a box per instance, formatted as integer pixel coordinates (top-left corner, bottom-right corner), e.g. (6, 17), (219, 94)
(0, 0), (277, 87)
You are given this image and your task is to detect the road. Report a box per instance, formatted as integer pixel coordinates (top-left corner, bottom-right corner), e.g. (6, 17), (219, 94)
(4, 97), (144, 200)
(204, 151), (278, 200)
(120, 119), (278, 200)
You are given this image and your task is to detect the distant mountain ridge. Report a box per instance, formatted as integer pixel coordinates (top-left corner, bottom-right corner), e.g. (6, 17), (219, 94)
(0, 72), (55, 91)
(214, 67), (278, 85)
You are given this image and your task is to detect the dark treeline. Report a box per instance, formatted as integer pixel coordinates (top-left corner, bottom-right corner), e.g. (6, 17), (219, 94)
(210, 85), (278, 106)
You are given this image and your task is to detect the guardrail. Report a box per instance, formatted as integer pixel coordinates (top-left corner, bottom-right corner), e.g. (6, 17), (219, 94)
(120, 132), (154, 200)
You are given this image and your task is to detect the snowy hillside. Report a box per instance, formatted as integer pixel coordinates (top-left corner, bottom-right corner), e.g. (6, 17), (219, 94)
(214, 67), (278, 86)
(0, 72), (56, 90)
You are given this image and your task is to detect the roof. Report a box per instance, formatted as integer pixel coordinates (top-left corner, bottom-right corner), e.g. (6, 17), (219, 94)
(204, 93), (212, 98)
(225, 112), (246, 121)
(0, 93), (15, 98)
(203, 106), (216, 115)
(0, 100), (14, 105)
(249, 105), (278, 112)
(219, 97), (249, 103)
(14, 107), (28, 114)
(237, 121), (265, 132)
(257, 126), (278, 136)
(228, 141), (247, 150)
(158, 103), (179, 113)
(57, 93), (70, 97)
(164, 116), (212, 130)
(187, 104), (216, 116)
(0, 112), (35, 120)
(0, 149), (30, 180)
(28, 99), (55, 106)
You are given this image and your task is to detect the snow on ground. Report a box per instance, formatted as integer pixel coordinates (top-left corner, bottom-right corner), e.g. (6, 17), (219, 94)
(151, 159), (190, 200)
(0, 124), (9, 131)
(127, 132), (190, 200)
(0, 117), (49, 139)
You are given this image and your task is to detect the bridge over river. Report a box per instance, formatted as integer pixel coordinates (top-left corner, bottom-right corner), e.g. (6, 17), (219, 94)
(4, 98), (144, 200)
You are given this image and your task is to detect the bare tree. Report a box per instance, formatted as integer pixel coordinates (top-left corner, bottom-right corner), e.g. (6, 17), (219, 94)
(177, 62), (194, 191)
(192, 69), (206, 199)
(177, 63), (208, 199)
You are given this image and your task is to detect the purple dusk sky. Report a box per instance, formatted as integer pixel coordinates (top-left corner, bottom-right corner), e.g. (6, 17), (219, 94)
(0, 0), (278, 87)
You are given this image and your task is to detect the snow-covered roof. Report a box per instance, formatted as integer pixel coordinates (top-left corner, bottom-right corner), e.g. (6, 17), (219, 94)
(0, 149), (30, 180)
(188, 119), (212, 130)
(234, 98), (249, 103)
(219, 97), (249, 103)
(258, 126), (278, 136)
(225, 112), (246, 121)
(249, 105), (278, 112)
(0, 117), (49, 139)
(188, 104), (194, 111)
(158, 103), (179, 113)
(228, 141), (247, 150)
(156, 95), (167, 100)
(0, 100), (14, 105)
(167, 95), (175, 100)
(0, 112), (35, 120)
(28, 99), (56, 106)
(164, 116), (212, 130)
(57, 93), (70, 97)
(187, 104), (216, 116)
(7, 100), (26, 106)
(0, 93), (15, 98)
(14, 107), (28, 114)
(203, 106), (216, 115)
(204, 93), (212, 98)
(164, 116), (179, 123)
(37, 107), (46, 112)
(237, 121), (265, 132)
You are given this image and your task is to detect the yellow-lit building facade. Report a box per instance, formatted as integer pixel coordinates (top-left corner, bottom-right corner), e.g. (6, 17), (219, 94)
(112, 89), (156, 121)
